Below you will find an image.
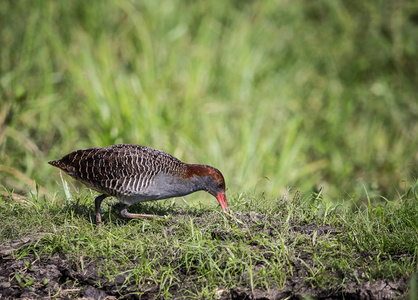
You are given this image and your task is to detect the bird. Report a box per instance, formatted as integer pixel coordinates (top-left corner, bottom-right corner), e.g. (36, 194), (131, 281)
(49, 144), (229, 225)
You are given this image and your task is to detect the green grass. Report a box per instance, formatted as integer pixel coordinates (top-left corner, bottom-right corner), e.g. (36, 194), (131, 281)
(1, 1), (418, 297)
(1, 0), (418, 201)
(1, 187), (417, 298)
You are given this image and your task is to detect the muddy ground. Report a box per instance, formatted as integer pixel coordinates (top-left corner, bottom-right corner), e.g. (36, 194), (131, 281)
(0, 213), (411, 299)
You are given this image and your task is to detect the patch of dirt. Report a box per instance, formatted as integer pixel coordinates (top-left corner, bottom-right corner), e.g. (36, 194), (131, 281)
(0, 250), (409, 300)
(0, 213), (412, 299)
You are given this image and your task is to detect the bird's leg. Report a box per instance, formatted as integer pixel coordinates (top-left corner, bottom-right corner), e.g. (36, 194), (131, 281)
(95, 194), (108, 226)
(120, 205), (163, 220)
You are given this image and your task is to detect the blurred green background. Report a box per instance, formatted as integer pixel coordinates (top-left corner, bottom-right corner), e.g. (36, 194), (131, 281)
(1, 0), (418, 203)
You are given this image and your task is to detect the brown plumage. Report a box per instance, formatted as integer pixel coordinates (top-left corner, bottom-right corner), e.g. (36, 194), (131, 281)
(49, 144), (228, 225)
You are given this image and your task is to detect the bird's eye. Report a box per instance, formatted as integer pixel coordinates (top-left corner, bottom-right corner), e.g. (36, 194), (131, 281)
(218, 182), (225, 189)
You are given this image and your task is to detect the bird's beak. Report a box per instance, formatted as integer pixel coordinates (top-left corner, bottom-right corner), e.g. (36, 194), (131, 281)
(216, 193), (229, 213)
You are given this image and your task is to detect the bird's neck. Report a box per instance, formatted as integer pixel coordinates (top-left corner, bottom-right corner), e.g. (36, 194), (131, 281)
(184, 164), (214, 178)
(184, 164), (214, 190)
(150, 165), (212, 199)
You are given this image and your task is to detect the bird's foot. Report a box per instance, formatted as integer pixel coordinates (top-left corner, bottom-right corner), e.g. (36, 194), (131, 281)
(120, 208), (163, 220)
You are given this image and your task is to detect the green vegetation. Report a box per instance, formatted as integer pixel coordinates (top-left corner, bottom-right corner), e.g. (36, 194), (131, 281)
(1, 0), (418, 298)
(1, 0), (417, 200)
(1, 188), (417, 298)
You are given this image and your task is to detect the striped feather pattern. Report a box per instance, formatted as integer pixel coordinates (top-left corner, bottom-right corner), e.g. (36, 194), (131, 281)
(49, 144), (188, 198)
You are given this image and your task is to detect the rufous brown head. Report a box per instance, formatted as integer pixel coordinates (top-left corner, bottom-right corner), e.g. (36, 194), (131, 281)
(185, 164), (229, 213)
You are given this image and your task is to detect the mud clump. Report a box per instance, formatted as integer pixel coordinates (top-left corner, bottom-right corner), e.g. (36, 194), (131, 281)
(0, 252), (408, 299)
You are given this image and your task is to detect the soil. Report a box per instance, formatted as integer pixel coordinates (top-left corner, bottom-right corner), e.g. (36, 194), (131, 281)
(0, 212), (411, 300)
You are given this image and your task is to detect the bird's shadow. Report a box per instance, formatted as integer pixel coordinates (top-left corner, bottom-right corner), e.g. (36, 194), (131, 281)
(62, 196), (214, 226)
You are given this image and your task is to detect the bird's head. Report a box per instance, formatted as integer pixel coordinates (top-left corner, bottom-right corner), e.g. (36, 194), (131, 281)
(186, 164), (229, 213)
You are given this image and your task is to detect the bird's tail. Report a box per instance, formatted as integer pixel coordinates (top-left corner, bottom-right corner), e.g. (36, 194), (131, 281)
(48, 160), (74, 176)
